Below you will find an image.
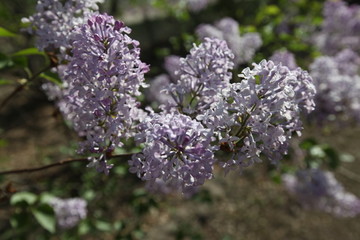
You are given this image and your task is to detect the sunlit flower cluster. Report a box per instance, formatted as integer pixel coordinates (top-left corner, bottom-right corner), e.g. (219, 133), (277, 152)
(196, 17), (262, 65)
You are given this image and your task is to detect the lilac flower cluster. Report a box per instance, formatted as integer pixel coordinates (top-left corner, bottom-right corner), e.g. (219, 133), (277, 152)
(314, 0), (360, 55)
(269, 50), (298, 70)
(129, 112), (215, 193)
(50, 197), (87, 229)
(63, 14), (149, 163)
(139, 36), (315, 193)
(22, 0), (104, 61)
(310, 49), (360, 123)
(163, 37), (234, 115)
(196, 17), (262, 65)
(198, 60), (316, 171)
(283, 168), (360, 217)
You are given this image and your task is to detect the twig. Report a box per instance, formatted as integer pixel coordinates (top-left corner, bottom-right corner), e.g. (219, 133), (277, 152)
(0, 65), (52, 111)
(0, 153), (134, 175)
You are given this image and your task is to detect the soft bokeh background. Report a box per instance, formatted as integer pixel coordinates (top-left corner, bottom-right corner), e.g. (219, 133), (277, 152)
(1, 0), (360, 239)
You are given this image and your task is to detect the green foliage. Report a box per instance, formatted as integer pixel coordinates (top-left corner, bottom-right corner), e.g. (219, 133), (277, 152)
(0, 27), (17, 37)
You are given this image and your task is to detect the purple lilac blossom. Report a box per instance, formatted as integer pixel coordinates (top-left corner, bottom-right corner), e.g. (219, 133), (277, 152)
(314, 0), (360, 55)
(145, 178), (199, 197)
(50, 197), (87, 229)
(186, 0), (212, 12)
(63, 14), (149, 172)
(129, 112), (215, 194)
(196, 17), (262, 66)
(163, 55), (182, 82)
(147, 74), (175, 105)
(270, 50), (298, 70)
(22, 0), (104, 61)
(198, 60), (316, 172)
(310, 49), (360, 123)
(282, 168), (360, 217)
(164, 37), (234, 115)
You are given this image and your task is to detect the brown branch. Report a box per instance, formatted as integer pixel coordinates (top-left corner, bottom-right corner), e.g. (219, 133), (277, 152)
(0, 65), (52, 111)
(0, 153), (134, 175)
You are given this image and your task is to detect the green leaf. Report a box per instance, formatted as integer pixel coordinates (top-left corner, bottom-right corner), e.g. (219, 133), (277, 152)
(0, 139), (7, 147)
(10, 191), (37, 205)
(0, 27), (17, 37)
(12, 48), (45, 57)
(39, 73), (62, 85)
(0, 79), (12, 85)
(265, 5), (280, 15)
(78, 221), (90, 235)
(340, 153), (355, 163)
(95, 220), (113, 232)
(10, 212), (29, 228)
(0, 53), (14, 69)
(299, 138), (317, 150)
(32, 204), (56, 233)
(39, 192), (56, 204)
(323, 146), (340, 170)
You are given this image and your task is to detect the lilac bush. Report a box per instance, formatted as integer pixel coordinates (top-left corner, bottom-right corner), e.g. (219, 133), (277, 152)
(21, 0), (322, 197)
(314, 0), (360, 55)
(283, 168), (360, 217)
(310, 49), (360, 123)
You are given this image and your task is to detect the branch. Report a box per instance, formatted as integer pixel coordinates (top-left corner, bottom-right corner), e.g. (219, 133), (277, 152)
(0, 65), (52, 111)
(0, 153), (134, 175)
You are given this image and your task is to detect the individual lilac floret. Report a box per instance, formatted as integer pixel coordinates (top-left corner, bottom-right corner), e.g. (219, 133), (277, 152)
(270, 50), (298, 70)
(129, 112), (215, 194)
(64, 14), (149, 163)
(310, 49), (360, 123)
(283, 168), (360, 217)
(50, 197), (87, 229)
(196, 17), (262, 66)
(314, 0), (360, 55)
(198, 60), (316, 172)
(22, 0), (104, 61)
(164, 37), (234, 115)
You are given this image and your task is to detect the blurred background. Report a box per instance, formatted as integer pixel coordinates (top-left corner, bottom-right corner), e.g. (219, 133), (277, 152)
(1, 0), (360, 239)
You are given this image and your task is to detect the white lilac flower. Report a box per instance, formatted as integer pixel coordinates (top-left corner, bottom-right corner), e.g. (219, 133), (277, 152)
(164, 37), (234, 115)
(270, 49), (298, 70)
(63, 14), (149, 171)
(196, 17), (262, 66)
(310, 49), (360, 123)
(22, 0), (104, 61)
(282, 168), (360, 217)
(314, 0), (360, 55)
(198, 60), (316, 172)
(129, 112), (215, 194)
(50, 197), (87, 229)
